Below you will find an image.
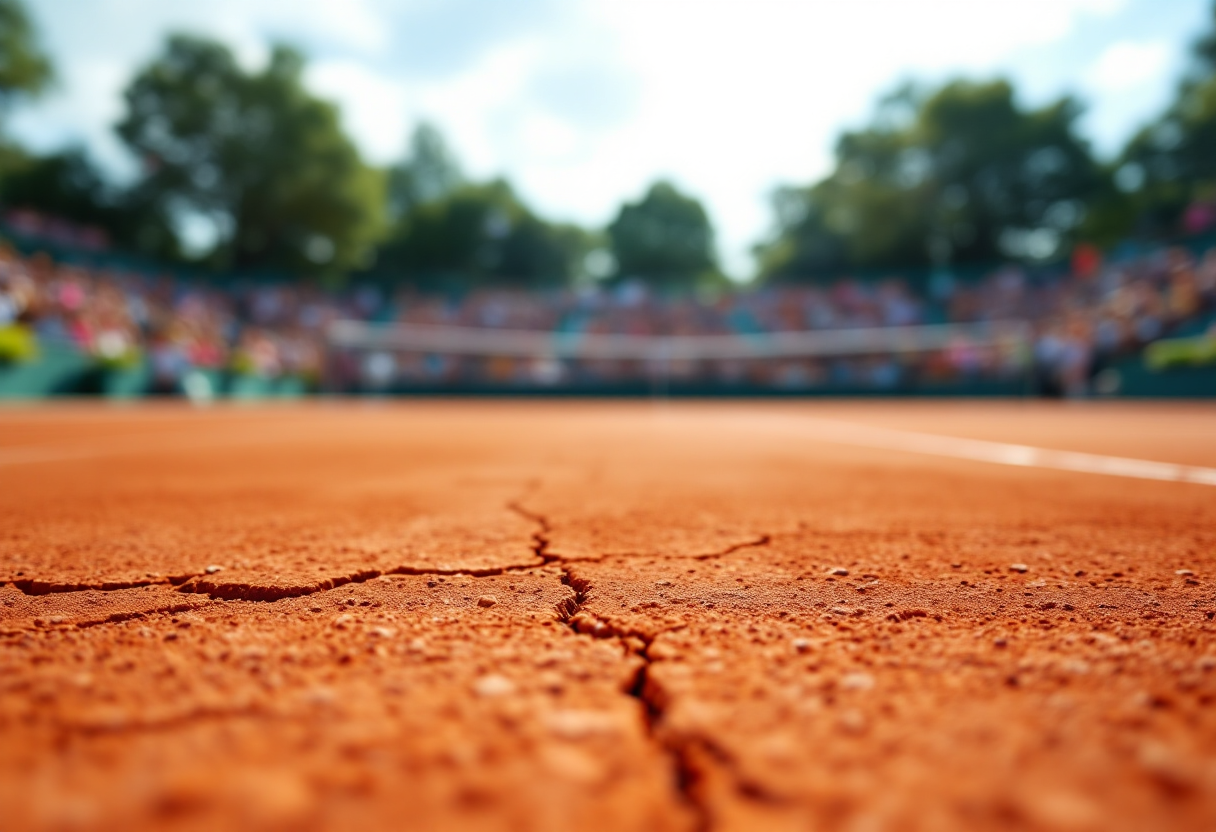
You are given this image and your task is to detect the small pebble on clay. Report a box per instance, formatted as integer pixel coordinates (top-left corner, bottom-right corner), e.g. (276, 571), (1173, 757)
(841, 672), (875, 691)
(828, 567), (849, 576)
(474, 674), (515, 697)
(205, 565), (223, 574)
(1176, 569), (1195, 576)
(1010, 563), (1029, 573)
(477, 595), (498, 608)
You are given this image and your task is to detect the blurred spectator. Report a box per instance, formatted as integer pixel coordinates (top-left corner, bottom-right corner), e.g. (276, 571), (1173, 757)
(1, 221), (1214, 395)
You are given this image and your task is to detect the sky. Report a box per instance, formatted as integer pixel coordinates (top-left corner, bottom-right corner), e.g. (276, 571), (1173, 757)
(9, 0), (1213, 279)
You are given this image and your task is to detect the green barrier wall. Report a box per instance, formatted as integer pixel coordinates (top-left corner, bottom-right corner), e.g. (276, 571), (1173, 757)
(0, 343), (92, 398)
(102, 362), (152, 399)
(1103, 358), (1216, 398)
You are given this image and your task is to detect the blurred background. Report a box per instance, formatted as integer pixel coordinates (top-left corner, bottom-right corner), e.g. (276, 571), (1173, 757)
(0, 0), (1213, 400)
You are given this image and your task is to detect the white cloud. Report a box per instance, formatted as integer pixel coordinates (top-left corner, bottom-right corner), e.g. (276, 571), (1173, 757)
(1083, 40), (1172, 92)
(307, 61), (409, 163)
(11, 0), (1196, 280)
(285, 0), (388, 54)
(519, 0), (1141, 273)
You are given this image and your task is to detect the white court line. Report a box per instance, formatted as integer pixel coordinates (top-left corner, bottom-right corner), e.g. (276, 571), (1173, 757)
(763, 415), (1216, 487)
(5, 410), (1216, 487)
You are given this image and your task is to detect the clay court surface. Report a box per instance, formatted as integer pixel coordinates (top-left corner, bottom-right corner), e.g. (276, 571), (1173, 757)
(2, 400), (1215, 832)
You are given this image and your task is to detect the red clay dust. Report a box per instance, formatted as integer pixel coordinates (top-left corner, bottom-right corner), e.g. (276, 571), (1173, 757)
(1, 400), (1214, 832)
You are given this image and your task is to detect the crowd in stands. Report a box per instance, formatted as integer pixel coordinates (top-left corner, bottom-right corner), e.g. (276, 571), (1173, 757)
(0, 245), (332, 392)
(1, 222), (1214, 395)
(3, 210), (111, 253)
(1007, 245), (1216, 395)
(336, 243), (1216, 393)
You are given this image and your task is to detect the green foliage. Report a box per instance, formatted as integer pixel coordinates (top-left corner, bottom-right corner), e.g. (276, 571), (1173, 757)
(0, 0), (52, 116)
(0, 322), (36, 363)
(758, 80), (1105, 282)
(1144, 332), (1216, 370)
(377, 178), (591, 289)
(378, 126), (591, 288)
(607, 181), (719, 290)
(1196, 1), (1216, 74)
(1114, 4), (1216, 237)
(116, 35), (384, 277)
(387, 122), (463, 223)
(0, 147), (181, 259)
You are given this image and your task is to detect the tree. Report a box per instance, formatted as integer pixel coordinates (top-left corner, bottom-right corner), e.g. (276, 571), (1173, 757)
(0, 6), (179, 258)
(376, 178), (590, 289)
(116, 35), (383, 277)
(0, 0), (52, 120)
(0, 147), (181, 258)
(607, 181), (719, 290)
(757, 79), (1104, 282)
(386, 122), (463, 223)
(1114, 2), (1216, 237)
(1196, 1), (1216, 73)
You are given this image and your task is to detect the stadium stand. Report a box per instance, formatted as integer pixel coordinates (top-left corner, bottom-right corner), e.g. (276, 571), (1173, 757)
(1, 218), (1214, 398)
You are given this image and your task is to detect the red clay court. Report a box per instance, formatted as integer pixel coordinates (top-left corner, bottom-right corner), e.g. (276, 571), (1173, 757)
(2, 400), (1215, 832)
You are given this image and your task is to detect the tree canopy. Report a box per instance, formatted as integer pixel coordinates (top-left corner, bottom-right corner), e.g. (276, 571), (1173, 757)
(376, 178), (591, 289)
(1113, 2), (1216, 237)
(757, 80), (1105, 282)
(386, 122), (463, 223)
(1196, 1), (1216, 73)
(0, 147), (180, 257)
(116, 35), (383, 277)
(0, 0), (52, 118)
(607, 181), (719, 290)
(4, 5), (1216, 288)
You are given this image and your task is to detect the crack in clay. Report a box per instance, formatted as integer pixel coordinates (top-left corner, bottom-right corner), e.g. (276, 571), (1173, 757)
(2, 601), (216, 634)
(590, 534), (773, 564)
(176, 496), (564, 602)
(6, 529), (767, 605)
(629, 635), (712, 832)
(6, 481), (764, 607)
(9, 573), (201, 596)
(177, 559), (561, 601)
(177, 568), (385, 602)
(10, 559), (555, 605)
(551, 568), (711, 831)
(8, 508), (768, 831)
(695, 534), (771, 560)
(631, 640), (795, 824)
(553, 567), (591, 623)
(506, 500), (556, 564)
(74, 602), (213, 629)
